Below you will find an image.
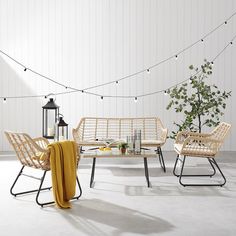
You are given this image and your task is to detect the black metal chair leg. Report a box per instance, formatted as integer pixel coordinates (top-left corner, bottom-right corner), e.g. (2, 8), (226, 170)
(156, 147), (166, 172)
(208, 159), (216, 177)
(143, 158), (150, 188)
(10, 166), (51, 197)
(179, 156), (187, 187)
(11, 166), (82, 207)
(90, 158), (96, 188)
(173, 155), (216, 178)
(74, 176), (82, 199)
(10, 166), (25, 196)
(36, 171), (54, 207)
(173, 154), (180, 177)
(177, 156), (227, 187)
(211, 158), (226, 186)
(158, 147), (166, 172)
(36, 172), (82, 207)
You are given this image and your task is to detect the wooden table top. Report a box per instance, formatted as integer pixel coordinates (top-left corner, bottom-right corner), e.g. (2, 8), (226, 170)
(80, 149), (158, 158)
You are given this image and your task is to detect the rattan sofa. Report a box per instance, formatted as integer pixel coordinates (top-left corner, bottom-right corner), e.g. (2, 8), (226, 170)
(72, 117), (168, 171)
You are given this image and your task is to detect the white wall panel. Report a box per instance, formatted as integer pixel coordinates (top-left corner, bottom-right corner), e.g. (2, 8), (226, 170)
(0, 0), (235, 151)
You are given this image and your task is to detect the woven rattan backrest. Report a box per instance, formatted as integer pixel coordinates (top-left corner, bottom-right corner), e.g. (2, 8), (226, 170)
(210, 122), (231, 142)
(74, 117), (165, 141)
(5, 131), (49, 170)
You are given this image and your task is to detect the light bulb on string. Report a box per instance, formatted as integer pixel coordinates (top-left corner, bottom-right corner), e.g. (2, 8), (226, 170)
(146, 68), (150, 74)
(3, 98), (7, 103)
(164, 91), (168, 96)
(0, 11), (234, 103)
(134, 97), (137, 103)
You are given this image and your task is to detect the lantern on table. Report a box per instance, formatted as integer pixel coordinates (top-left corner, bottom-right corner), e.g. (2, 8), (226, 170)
(42, 98), (59, 139)
(55, 115), (68, 141)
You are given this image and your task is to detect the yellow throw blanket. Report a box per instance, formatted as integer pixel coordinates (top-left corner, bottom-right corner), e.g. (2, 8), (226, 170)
(48, 141), (77, 209)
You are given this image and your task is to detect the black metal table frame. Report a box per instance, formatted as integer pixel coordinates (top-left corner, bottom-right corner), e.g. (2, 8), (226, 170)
(89, 156), (152, 188)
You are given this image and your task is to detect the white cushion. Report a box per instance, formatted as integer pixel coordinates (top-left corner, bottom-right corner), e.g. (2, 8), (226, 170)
(174, 143), (215, 157)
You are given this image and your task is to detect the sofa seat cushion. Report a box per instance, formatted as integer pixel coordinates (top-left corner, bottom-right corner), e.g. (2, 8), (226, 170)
(141, 140), (164, 147)
(77, 139), (164, 148)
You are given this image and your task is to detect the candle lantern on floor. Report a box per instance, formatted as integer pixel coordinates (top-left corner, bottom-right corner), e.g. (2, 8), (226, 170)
(55, 115), (68, 141)
(42, 98), (59, 139)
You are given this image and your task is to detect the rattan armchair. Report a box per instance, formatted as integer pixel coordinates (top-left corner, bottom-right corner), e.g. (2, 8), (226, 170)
(5, 131), (82, 207)
(173, 122), (231, 187)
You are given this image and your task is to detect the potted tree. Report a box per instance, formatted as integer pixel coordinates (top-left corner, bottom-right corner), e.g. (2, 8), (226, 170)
(166, 59), (231, 139)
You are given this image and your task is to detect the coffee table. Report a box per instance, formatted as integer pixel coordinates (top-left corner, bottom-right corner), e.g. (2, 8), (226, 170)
(80, 150), (159, 188)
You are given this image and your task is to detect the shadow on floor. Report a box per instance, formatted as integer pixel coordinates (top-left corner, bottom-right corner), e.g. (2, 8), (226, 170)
(57, 198), (174, 236)
(88, 180), (234, 197)
(123, 184), (235, 197)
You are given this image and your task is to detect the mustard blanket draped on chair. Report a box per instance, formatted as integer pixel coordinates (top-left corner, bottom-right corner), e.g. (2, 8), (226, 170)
(48, 141), (77, 209)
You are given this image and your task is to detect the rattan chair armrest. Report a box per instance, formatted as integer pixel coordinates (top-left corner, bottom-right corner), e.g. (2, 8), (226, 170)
(183, 136), (221, 145)
(175, 131), (211, 144)
(27, 136), (49, 153)
(181, 136), (221, 154)
(160, 128), (168, 143)
(175, 131), (190, 144)
(33, 137), (49, 148)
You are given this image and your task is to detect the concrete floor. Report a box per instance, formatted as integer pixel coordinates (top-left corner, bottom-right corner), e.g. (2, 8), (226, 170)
(0, 151), (236, 236)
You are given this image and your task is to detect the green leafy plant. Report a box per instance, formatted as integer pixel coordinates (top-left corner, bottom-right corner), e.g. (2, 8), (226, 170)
(166, 59), (231, 139)
(118, 142), (129, 149)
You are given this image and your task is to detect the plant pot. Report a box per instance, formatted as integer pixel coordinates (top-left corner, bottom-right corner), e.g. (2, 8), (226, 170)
(120, 148), (126, 154)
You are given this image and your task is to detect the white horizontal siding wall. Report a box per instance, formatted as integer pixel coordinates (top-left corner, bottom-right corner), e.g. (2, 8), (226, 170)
(0, 0), (235, 151)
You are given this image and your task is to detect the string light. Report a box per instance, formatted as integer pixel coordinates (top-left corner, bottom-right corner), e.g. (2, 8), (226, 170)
(116, 81), (118, 84)
(175, 55), (178, 60)
(0, 14), (236, 101)
(164, 90), (168, 96)
(3, 98), (6, 103)
(134, 97), (137, 102)
(0, 34), (235, 101)
(146, 68), (150, 74)
(201, 39), (204, 42)
(0, 11), (235, 95)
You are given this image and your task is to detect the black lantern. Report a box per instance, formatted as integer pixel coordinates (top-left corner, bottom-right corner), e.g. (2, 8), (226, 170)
(42, 98), (59, 139)
(55, 115), (68, 141)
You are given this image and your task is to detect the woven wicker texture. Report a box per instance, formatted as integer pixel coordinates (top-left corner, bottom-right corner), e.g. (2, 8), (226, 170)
(5, 131), (51, 170)
(174, 122), (231, 157)
(72, 117), (168, 148)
